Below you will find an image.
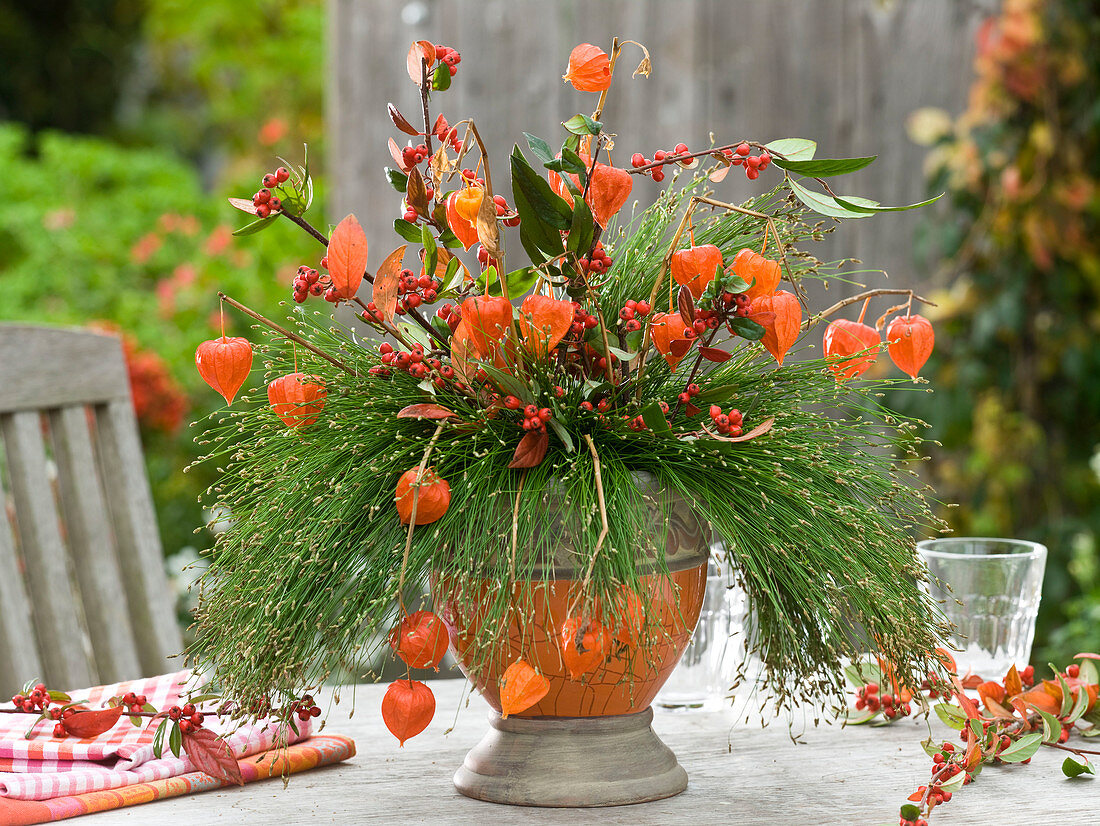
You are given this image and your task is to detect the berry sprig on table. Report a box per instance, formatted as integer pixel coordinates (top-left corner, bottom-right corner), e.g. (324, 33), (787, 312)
(843, 651), (1099, 825)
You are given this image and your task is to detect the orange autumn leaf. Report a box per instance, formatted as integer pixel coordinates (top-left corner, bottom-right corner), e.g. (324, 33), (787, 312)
(406, 40), (436, 84)
(517, 294), (573, 359)
(823, 319), (880, 381)
(1004, 664), (1023, 697)
(499, 660), (549, 718)
(382, 679), (435, 745)
(372, 245), (407, 322)
(1020, 686), (1061, 715)
(328, 214), (370, 300)
(731, 247), (781, 301)
(562, 43), (611, 92)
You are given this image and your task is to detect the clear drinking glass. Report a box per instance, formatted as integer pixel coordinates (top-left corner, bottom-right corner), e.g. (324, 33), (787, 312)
(655, 552), (748, 711)
(917, 537), (1046, 677)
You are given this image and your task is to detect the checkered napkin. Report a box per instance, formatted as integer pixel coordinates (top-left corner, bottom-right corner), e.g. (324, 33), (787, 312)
(0, 671), (309, 801)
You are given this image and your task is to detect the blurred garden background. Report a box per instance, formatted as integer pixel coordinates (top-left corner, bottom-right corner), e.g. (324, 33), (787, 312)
(1, 0), (1096, 665)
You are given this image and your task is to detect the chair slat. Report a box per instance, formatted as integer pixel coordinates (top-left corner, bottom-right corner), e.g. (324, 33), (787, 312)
(0, 492), (43, 697)
(0, 411), (95, 688)
(49, 406), (143, 683)
(94, 400), (183, 673)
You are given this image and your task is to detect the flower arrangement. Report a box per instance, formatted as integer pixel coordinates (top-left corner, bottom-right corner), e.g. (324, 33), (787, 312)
(189, 38), (951, 746)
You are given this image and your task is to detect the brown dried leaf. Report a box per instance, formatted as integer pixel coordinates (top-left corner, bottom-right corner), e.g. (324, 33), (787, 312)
(405, 167), (430, 216)
(677, 284), (695, 330)
(669, 338), (693, 358)
(508, 429), (549, 469)
(397, 404), (458, 420)
(450, 319), (475, 383)
(372, 245), (407, 322)
(709, 162), (732, 184)
(388, 103), (420, 136)
(476, 185), (502, 258)
(61, 705), (124, 738)
(182, 727), (244, 786)
(703, 416), (775, 443)
(629, 41), (653, 78)
(875, 302), (909, 331)
(1005, 664), (1023, 698)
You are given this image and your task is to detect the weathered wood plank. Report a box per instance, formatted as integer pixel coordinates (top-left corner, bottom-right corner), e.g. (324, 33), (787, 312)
(0, 411), (94, 688)
(93, 400), (183, 675)
(0, 326), (130, 414)
(74, 680), (1097, 824)
(0, 486), (42, 697)
(49, 405), (143, 683)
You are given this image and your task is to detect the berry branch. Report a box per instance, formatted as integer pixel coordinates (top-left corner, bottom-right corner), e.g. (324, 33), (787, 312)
(805, 289), (936, 332)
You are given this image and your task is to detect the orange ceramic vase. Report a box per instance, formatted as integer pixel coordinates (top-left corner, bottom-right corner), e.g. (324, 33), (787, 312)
(439, 473), (710, 807)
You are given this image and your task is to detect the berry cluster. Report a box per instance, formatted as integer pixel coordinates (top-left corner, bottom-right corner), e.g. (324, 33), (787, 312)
(717, 290), (754, 319)
(395, 268), (441, 311)
(493, 193), (521, 228)
(569, 302), (600, 337)
(578, 241), (614, 275)
(377, 342), (440, 380)
(289, 693), (322, 723)
(435, 302), (461, 333)
(51, 708), (77, 737)
(616, 298), (652, 333)
(502, 398), (553, 432)
(676, 383), (702, 406)
(706, 405), (745, 437)
(251, 167), (290, 218)
(121, 690), (149, 715)
(729, 142), (772, 180)
(434, 44), (462, 76)
(401, 180), (436, 222)
(853, 682), (913, 720)
(10, 683), (51, 714)
(630, 142), (694, 183)
(291, 265), (323, 303)
(167, 702), (205, 734)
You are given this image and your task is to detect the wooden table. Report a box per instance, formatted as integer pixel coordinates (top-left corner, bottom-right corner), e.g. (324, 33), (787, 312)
(75, 680), (1093, 824)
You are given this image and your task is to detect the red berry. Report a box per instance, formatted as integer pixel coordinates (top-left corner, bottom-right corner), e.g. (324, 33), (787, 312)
(262, 173), (278, 188)
(54, 723), (65, 738)
(1067, 664), (1080, 678)
(275, 167), (290, 183)
(635, 300), (651, 316)
(651, 168), (665, 183)
(254, 188), (271, 204)
(674, 142), (689, 155)
(631, 153), (646, 168)
(736, 142), (751, 156)
(538, 408), (552, 422)
(654, 150), (666, 162)
(746, 168), (759, 180)
(255, 204), (271, 219)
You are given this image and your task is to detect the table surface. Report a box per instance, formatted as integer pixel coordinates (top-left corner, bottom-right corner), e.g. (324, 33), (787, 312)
(73, 680), (1094, 825)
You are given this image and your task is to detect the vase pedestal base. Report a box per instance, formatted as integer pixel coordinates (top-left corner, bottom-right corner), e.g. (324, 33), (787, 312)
(453, 706), (687, 807)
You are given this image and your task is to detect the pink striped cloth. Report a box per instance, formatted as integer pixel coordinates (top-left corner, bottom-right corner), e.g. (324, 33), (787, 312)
(0, 671), (309, 801)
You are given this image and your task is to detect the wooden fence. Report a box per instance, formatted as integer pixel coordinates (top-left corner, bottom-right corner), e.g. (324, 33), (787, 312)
(329, 0), (996, 294)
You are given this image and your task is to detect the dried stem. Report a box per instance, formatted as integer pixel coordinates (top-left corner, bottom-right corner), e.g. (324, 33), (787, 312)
(508, 470), (527, 581)
(567, 435), (609, 618)
(395, 424), (445, 611)
(218, 292), (357, 376)
(804, 289), (937, 331)
(467, 121), (506, 289)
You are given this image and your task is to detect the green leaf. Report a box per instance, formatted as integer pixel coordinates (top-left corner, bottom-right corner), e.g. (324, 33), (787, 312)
(772, 156), (877, 176)
(479, 362), (530, 401)
(1077, 657), (1099, 686)
(1067, 682), (1091, 724)
(934, 702), (967, 731)
(421, 225), (438, 280)
(998, 732), (1043, 763)
(899, 804), (921, 820)
(765, 138), (816, 161)
(566, 196), (594, 257)
(393, 218), (423, 243)
(385, 167), (408, 193)
(693, 383), (738, 405)
(510, 147), (572, 230)
(832, 192), (944, 213)
(523, 133), (555, 165)
(968, 717), (983, 740)
(441, 256), (462, 291)
(431, 63), (451, 91)
(438, 229), (462, 249)
(548, 418), (575, 453)
(168, 722), (182, 758)
(939, 768), (967, 792)
(788, 178), (874, 220)
(1062, 755), (1094, 778)
(430, 314), (451, 341)
(232, 216), (277, 236)
(729, 317), (766, 341)
(639, 400), (671, 434)
(400, 322), (433, 350)
(152, 719), (167, 759)
(47, 690), (71, 704)
(560, 146), (589, 176)
(1033, 705), (1062, 742)
(478, 266), (538, 298)
(1054, 666), (1075, 717)
(920, 738), (943, 759)
(562, 114), (602, 135)
(718, 272), (751, 295)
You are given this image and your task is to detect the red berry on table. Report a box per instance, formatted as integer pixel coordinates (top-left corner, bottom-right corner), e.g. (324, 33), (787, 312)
(736, 142), (751, 156)
(275, 167), (290, 183)
(53, 723), (65, 738)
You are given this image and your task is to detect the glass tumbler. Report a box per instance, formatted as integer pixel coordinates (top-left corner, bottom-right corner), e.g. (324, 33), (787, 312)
(655, 553), (748, 711)
(916, 537), (1046, 678)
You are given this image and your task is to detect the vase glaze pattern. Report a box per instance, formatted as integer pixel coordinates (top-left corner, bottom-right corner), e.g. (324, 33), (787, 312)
(436, 473), (710, 719)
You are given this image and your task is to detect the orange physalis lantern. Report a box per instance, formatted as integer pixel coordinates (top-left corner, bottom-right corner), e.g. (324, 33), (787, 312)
(195, 336), (252, 405)
(445, 190), (480, 250)
(560, 616), (611, 680)
(886, 314), (935, 378)
(381, 679), (435, 745)
(517, 294), (573, 359)
(613, 588), (645, 646)
(389, 610), (449, 670)
(499, 660), (549, 718)
(460, 295), (513, 355)
(752, 291), (802, 366)
(395, 466), (451, 525)
(562, 43), (612, 92)
(453, 185), (483, 222)
(731, 247), (781, 301)
(586, 163), (633, 227)
(823, 319), (880, 381)
(327, 214), (370, 300)
(671, 244), (723, 299)
(649, 312), (694, 370)
(266, 373), (326, 427)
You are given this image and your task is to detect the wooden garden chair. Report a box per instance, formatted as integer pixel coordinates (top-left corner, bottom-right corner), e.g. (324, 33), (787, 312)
(0, 325), (183, 696)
